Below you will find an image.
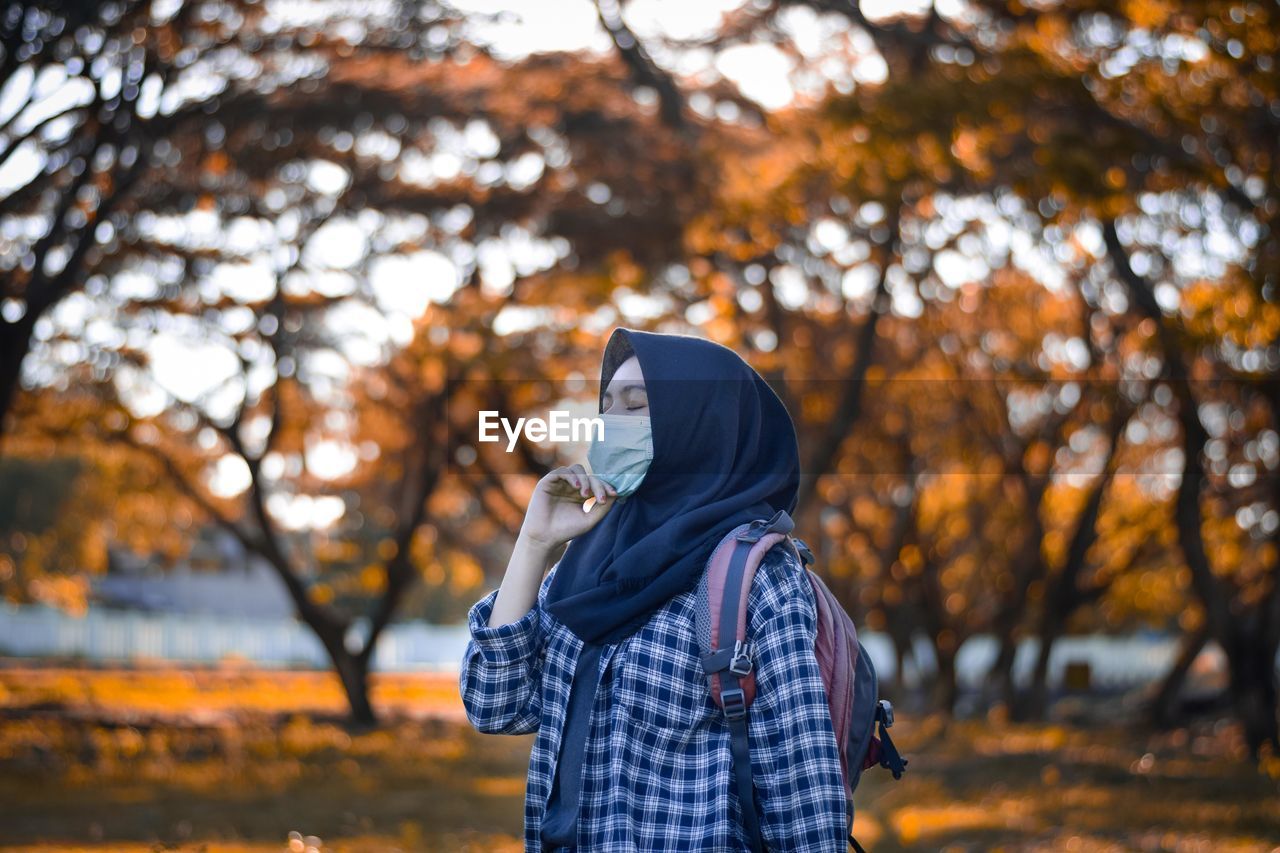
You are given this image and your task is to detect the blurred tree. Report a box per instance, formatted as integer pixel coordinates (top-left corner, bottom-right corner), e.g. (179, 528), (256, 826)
(737, 0), (1280, 753)
(3, 0), (709, 723)
(3, 0), (1278, 753)
(0, 0), (262, 444)
(1023, 393), (1136, 720)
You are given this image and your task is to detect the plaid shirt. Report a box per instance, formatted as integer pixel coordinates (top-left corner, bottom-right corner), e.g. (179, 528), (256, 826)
(459, 542), (849, 852)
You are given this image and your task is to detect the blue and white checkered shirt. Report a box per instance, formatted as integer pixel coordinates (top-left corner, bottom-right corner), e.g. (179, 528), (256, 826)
(459, 542), (849, 852)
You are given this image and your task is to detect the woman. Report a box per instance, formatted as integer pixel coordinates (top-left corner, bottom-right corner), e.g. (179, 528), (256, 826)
(459, 328), (848, 852)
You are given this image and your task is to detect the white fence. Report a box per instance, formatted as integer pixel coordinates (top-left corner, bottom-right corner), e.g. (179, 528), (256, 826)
(0, 603), (471, 672)
(0, 602), (1262, 687)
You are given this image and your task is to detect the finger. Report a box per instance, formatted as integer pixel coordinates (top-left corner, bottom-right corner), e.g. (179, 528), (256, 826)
(563, 463), (590, 496)
(557, 466), (583, 495)
(546, 470), (582, 498)
(583, 494), (613, 519)
(587, 474), (607, 503)
(547, 478), (578, 498)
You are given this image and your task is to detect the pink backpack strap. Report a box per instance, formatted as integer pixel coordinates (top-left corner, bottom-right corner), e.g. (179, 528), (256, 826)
(699, 509), (794, 715)
(696, 509), (796, 853)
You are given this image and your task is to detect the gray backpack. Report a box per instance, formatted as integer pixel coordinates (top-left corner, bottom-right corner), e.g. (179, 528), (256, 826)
(693, 509), (906, 852)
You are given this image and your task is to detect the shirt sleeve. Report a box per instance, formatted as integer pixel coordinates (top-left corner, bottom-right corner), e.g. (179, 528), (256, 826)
(746, 551), (850, 852)
(458, 564), (557, 736)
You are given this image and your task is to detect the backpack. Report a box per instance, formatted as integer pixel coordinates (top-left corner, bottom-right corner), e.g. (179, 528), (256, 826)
(693, 509), (907, 853)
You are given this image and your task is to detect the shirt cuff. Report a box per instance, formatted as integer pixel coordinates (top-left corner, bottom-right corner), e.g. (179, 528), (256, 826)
(467, 588), (542, 666)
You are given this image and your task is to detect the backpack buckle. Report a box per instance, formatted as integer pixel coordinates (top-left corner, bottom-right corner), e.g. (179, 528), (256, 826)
(874, 700), (907, 779)
(721, 686), (747, 720)
(728, 640), (754, 676)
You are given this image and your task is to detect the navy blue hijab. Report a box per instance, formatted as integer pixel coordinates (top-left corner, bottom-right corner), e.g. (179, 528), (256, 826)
(543, 328), (800, 646)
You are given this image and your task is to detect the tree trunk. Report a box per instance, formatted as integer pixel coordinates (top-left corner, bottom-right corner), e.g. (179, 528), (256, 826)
(1019, 395), (1129, 720)
(892, 636), (907, 699)
(982, 473), (1049, 714)
(0, 313), (35, 446)
(310, 617), (377, 726)
(1025, 610), (1064, 721)
(335, 652), (376, 727)
(889, 625), (913, 696)
(1148, 625), (1210, 727)
(986, 634), (1019, 715)
(932, 647), (959, 715)
(1225, 632), (1279, 755)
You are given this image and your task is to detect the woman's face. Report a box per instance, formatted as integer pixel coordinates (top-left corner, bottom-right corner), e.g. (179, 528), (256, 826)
(601, 355), (648, 416)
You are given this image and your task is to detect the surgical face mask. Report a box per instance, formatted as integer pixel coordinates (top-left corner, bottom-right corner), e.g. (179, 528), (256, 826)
(587, 413), (653, 498)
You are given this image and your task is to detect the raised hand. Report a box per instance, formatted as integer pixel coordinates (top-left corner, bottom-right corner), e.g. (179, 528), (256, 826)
(520, 463), (617, 551)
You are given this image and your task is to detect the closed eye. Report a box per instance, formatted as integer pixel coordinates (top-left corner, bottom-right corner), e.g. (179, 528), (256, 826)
(604, 383), (647, 413)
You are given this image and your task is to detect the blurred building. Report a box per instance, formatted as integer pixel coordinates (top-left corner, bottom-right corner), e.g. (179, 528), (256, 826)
(90, 528), (295, 619)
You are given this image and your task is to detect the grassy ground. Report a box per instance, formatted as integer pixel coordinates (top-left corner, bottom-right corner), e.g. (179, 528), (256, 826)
(1, 662), (1278, 852)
